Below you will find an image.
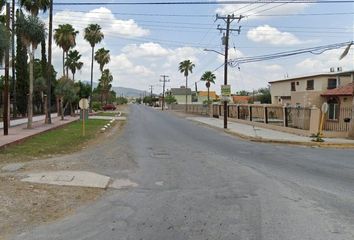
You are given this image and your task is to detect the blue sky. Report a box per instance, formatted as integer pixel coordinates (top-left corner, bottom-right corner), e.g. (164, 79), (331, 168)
(3, 0), (354, 94)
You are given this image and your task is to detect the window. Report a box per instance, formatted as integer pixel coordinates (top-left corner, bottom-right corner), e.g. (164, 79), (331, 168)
(327, 78), (337, 89)
(327, 98), (339, 120)
(306, 80), (314, 90)
(291, 82), (296, 91)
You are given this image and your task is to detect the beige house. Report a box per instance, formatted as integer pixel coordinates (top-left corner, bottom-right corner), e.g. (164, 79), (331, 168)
(269, 70), (354, 108)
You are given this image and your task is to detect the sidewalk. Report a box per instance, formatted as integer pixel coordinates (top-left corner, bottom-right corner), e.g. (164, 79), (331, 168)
(0, 115), (79, 149)
(187, 116), (354, 147)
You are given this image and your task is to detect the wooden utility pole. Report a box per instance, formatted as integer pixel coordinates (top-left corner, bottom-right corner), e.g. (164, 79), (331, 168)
(349, 73), (354, 138)
(216, 14), (242, 129)
(160, 75), (170, 111)
(3, 2), (10, 135)
(11, 0), (16, 118)
(46, 0), (53, 124)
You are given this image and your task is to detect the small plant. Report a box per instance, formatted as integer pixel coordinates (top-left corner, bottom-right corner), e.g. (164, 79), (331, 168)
(310, 132), (325, 142)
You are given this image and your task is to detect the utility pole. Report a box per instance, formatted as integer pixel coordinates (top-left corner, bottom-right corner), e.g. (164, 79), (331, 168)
(160, 75), (170, 111)
(11, 0), (16, 118)
(216, 14), (242, 129)
(149, 85), (154, 106)
(46, 0), (53, 124)
(3, 2), (10, 135)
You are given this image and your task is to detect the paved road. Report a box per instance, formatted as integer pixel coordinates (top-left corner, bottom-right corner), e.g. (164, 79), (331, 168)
(13, 105), (354, 240)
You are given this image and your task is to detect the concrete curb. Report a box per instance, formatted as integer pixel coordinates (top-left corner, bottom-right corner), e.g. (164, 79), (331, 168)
(187, 117), (354, 149)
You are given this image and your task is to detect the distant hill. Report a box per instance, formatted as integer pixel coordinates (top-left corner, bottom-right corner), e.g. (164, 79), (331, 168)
(83, 81), (148, 97)
(112, 86), (149, 97)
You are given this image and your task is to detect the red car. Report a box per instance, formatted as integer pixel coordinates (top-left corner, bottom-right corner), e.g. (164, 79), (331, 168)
(102, 104), (117, 111)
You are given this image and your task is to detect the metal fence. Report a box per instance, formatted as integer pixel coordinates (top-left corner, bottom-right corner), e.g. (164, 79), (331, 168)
(324, 107), (352, 132)
(285, 107), (311, 130)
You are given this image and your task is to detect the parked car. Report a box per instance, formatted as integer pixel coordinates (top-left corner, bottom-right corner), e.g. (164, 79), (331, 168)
(102, 104), (116, 111)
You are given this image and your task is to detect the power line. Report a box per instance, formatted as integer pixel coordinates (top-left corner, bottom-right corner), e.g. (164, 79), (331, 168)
(53, 0), (354, 5)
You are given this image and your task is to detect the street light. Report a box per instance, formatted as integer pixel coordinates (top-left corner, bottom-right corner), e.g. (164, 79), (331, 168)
(203, 48), (229, 129)
(203, 48), (225, 56)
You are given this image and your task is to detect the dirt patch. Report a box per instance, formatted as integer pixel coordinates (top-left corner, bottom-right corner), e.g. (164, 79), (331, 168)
(0, 175), (103, 239)
(0, 118), (128, 239)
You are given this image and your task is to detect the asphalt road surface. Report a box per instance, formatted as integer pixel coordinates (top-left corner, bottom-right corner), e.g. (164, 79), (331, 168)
(13, 105), (354, 240)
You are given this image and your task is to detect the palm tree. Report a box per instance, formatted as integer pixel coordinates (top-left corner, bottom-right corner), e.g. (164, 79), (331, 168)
(84, 24), (104, 109)
(17, 14), (46, 128)
(200, 71), (216, 104)
(94, 47), (110, 73)
(65, 49), (83, 81)
(19, 0), (49, 16)
(54, 24), (78, 77)
(55, 76), (77, 120)
(178, 59), (195, 112)
(98, 69), (113, 104)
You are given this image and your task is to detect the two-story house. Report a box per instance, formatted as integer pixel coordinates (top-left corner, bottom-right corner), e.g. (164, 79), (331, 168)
(269, 70), (354, 109)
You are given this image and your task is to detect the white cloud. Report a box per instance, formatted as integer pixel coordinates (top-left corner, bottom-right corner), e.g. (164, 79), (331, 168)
(215, 2), (310, 19)
(122, 42), (169, 58)
(247, 25), (302, 45)
(53, 7), (149, 38)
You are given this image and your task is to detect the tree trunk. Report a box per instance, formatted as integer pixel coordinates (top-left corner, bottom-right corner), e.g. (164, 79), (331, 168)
(185, 75), (188, 112)
(56, 96), (60, 116)
(27, 47), (34, 129)
(65, 52), (69, 78)
(73, 72), (75, 81)
(62, 50), (65, 77)
(60, 97), (64, 120)
(90, 46), (94, 110)
(207, 86), (210, 103)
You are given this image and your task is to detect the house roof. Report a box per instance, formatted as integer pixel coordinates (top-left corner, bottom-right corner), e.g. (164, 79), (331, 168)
(170, 88), (192, 95)
(269, 70), (354, 84)
(321, 83), (353, 96)
(198, 91), (219, 99)
(232, 95), (251, 103)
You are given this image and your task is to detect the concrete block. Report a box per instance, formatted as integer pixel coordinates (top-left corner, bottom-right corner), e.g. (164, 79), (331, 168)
(21, 171), (111, 189)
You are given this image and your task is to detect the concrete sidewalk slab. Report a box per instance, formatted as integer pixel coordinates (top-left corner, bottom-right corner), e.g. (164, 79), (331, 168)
(1, 163), (25, 172)
(110, 179), (138, 189)
(187, 116), (354, 146)
(21, 171), (111, 189)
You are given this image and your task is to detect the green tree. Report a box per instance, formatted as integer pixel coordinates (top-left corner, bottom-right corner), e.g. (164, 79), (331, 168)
(165, 94), (177, 105)
(84, 24), (104, 108)
(55, 76), (77, 120)
(17, 14), (46, 128)
(178, 59), (195, 111)
(94, 47), (110, 73)
(15, 10), (28, 116)
(0, 23), (9, 64)
(65, 49), (83, 80)
(76, 80), (91, 99)
(19, 0), (49, 16)
(54, 24), (78, 77)
(200, 71), (216, 104)
(98, 69), (113, 104)
(256, 87), (271, 104)
(236, 90), (250, 96)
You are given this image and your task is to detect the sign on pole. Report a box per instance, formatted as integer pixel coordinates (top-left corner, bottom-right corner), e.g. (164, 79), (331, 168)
(221, 85), (231, 102)
(321, 102), (328, 113)
(79, 98), (89, 137)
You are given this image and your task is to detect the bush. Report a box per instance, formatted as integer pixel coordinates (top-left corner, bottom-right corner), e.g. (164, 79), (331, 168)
(92, 102), (102, 112)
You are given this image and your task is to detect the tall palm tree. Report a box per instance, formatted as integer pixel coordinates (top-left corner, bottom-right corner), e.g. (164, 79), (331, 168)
(94, 47), (110, 73)
(178, 59), (195, 112)
(54, 24), (78, 77)
(84, 24), (104, 109)
(19, 0), (49, 16)
(200, 71), (216, 104)
(17, 14), (46, 128)
(65, 49), (83, 81)
(98, 69), (113, 104)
